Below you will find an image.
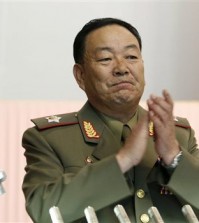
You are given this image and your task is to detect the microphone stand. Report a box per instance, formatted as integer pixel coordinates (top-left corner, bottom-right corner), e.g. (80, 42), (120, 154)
(0, 170), (6, 195)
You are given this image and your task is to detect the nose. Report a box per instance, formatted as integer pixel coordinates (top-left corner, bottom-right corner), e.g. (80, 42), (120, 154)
(113, 58), (129, 76)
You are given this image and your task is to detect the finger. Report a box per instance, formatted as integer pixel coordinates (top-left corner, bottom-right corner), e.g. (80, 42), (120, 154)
(148, 94), (172, 114)
(162, 89), (174, 107)
(150, 94), (170, 109)
(148, 109), (164, 128)
(147, 98), (168, 122)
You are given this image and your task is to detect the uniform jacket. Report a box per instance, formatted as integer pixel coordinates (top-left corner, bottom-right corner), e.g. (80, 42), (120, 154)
(22, 101), (199, 223)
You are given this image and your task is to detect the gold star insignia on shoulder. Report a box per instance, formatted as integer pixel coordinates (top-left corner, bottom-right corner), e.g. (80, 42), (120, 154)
(83, 121), (100, 138)
(46, 115), (62, 123)
(174, 116), (178, 122)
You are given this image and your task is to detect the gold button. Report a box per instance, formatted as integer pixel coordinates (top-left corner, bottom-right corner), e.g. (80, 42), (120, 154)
(85, 156), (93, 164)
(136, 189), (145, 198)
(140, 213), (150, 223)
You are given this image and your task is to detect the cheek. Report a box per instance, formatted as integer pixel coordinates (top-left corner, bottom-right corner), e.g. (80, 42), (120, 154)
(88, 66), (110, 84)
(84, 73), (103, 92)
(83, 62), (112, 90)
(131, 63), (144, 82)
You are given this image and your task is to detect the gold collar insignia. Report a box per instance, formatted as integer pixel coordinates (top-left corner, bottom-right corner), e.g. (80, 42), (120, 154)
(149, 121), (154, 136)
(83, 121), (100, 138)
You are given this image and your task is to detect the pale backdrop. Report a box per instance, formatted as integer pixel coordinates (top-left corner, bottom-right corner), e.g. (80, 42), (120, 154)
(0, 0), (199, 101)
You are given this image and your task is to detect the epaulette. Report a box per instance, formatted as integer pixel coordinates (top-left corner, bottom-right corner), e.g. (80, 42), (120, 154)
(174, 116), (191, 129)
(31, 112), (79, 130)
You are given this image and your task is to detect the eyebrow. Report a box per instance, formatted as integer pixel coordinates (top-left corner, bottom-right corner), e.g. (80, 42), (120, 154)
(94, 44), (139, 53)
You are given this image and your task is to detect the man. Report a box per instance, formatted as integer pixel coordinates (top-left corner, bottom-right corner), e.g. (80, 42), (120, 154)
(22, 18), (199, 223)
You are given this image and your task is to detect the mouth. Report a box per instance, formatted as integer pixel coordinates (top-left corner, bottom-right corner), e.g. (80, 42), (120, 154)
(110, 81), (135, 92)
(112, 80), (134, 87)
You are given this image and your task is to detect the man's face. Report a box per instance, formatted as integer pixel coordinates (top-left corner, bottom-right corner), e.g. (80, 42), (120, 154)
(74, 24), (145, 111)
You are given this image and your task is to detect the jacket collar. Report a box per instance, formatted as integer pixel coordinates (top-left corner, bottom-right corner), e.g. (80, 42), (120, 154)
(77, 101), (105, 144)
(77, 101), (120, 159)
(77, 102), (157, 164)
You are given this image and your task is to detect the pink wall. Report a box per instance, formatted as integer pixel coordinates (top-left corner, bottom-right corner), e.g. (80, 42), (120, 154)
(0, 100), (198, 223)
(0, 100), (84, 223)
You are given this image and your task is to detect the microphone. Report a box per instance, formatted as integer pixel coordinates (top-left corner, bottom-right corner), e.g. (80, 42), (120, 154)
(49, 206), (65, 223)
(113, 204), (131, 223)
(0, 170), (6, 195)
(182, 204), (199, 223)
(148, 206), (165, 223)
(84, 206), (99, 223)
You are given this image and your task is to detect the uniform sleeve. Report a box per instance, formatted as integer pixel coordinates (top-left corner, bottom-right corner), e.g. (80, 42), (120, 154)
(147, 122), (199, 211)
(22, 127), (132, 223)
(166, 126), (199, 210)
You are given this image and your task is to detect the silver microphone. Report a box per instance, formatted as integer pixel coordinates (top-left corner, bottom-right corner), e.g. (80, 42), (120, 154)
(114, 204), (132, 223)
(148, 206), (165, 223)
(182, 204), (199, 223)
(0, 170), (6, 195)
(84, 206), (99, 223)
(49, 206), (65, 223)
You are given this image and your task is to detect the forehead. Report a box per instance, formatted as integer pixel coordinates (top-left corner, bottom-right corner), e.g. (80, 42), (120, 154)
(85, 24), (140, 52)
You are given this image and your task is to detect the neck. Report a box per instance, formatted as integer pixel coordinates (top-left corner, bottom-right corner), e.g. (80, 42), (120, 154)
(90, 102), (139, 123)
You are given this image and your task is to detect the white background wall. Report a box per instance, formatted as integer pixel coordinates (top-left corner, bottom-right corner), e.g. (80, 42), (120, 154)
(1, 0), (199, 101)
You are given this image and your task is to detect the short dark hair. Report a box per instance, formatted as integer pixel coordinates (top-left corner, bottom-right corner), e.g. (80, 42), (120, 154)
(73, 17), (142, 64)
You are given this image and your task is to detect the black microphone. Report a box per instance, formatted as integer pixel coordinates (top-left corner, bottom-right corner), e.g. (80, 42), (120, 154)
(0, 170), (6, 195)
(182, 204), (199, 223)
(148, 206), (165, 223)
(49, 206), (65, 223)
(84, 206), (99, 223)
(114, 204), (132, 223)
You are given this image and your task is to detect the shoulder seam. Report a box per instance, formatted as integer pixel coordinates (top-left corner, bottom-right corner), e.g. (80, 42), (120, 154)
(37, 121), (79, 131)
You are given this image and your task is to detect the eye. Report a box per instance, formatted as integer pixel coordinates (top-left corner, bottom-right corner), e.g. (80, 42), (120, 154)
(98, 58), (112, 62)
(126, 55), (138, 60)
(97, 57), (112, 65)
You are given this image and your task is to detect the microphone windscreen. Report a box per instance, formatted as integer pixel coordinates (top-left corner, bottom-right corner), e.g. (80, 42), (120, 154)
(114, 204), (132, 223)
(148, 206), (165, 223)
(182, 204), (199, 223)
(49, 206), (65, 223)
(84, 206), (99, 223)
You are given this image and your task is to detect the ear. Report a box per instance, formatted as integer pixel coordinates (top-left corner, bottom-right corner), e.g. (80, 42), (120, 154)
(73, 64), (86, 91)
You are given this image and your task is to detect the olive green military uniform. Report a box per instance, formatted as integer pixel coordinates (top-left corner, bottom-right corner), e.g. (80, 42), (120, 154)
(22, 101), (199, 223)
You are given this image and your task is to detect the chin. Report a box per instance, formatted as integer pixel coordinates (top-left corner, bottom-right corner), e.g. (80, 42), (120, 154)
(113, 92), (140, 103)
(112, 96), (137, 106)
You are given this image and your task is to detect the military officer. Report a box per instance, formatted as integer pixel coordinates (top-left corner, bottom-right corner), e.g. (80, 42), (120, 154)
(22, 18), (199, 223)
